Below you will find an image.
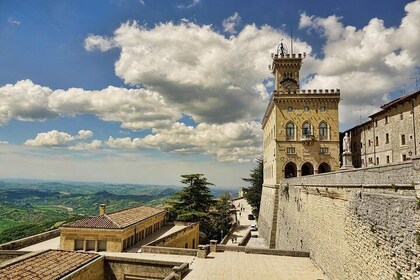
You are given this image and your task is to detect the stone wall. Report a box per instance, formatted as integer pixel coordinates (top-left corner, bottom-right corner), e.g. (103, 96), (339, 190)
(146, 222), (199, 249)
(269, 158), (420, 280)
(104, 255), (188, 280)
(0, 229), (59, 250)
(0, 250), (30, 263)
(63, 256), (104, 280)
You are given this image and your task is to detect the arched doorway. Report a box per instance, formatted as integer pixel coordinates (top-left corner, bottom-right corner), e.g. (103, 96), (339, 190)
(301, 162), (314, 176)
(284, 162), (297, 178)
(318, 162), (331, 174)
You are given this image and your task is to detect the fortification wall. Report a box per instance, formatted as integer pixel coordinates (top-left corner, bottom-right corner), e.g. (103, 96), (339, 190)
(268, 158), (420, 280)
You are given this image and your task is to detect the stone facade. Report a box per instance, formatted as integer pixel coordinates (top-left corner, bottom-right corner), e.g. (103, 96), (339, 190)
(60, 205), (167, 252)
(271, 158), (419, 280)
(260, 50), (341, 247)
(345, 90), (419, 168)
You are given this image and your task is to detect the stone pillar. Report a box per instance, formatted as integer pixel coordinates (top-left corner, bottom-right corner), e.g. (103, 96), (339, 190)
(209, 240), (218, 253)
(412, 156), (420, 199)
(197, 245), (209, 258)
(341, 151), (354, 170)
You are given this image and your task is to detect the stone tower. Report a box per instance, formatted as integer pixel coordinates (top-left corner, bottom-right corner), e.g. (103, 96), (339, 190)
(258, 48), (341, 248)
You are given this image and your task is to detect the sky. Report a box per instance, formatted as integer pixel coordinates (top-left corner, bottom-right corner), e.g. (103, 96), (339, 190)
(0, 0), (419, 187)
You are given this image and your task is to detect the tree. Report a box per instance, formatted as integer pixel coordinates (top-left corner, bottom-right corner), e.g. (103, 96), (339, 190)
(242, 158), (263, 218)
(169, 174), (215, 222)
(207, 192), (233, 241)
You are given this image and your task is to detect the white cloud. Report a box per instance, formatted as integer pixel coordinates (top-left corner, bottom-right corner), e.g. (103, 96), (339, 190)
(177, 0), (200, 9)
(107, 121), (262, 162)
(0, 80), (57, 125)
(85, 21), (312, 124)
(69, 140), (103, 151)
(25, 130), (102, 150)
(223, 12), (241, 34)
(76, 130), (94, 139)
(299, 0), (420, 128)
(139, 0), (145, 5)
(7, 18), (20, 26)
(84, 35), (116, 52)
(25, 130), (75, 147)
(0, 80), (181, 130)
(0, 141), (9, 145)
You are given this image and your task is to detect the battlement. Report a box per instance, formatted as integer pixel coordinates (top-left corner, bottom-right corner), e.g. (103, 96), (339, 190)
(272, 53), (306, 59)
(274, 88), (341, 95)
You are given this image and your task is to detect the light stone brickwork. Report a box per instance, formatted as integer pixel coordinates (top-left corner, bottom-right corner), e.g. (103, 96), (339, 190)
(260, 50), (341, 247)
(272, 158), (419, 280)
(346, 90), (419, 167)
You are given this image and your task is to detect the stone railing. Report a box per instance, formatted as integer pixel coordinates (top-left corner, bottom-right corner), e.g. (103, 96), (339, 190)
(284, 160), (416, 188)
(0, 229), (60, 250)
(141, 246), (198, 256)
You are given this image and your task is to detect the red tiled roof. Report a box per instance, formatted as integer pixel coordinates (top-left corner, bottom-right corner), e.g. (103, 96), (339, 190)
(62, 205), (165, 229)
(0, 250), (98, 280)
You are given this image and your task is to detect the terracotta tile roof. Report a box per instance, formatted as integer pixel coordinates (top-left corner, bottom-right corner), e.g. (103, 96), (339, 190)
(0, 250), (98, 280)
(62, 205), (165, 229)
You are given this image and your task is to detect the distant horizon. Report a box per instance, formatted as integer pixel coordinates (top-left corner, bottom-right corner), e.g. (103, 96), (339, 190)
(0, 176), (240, 191)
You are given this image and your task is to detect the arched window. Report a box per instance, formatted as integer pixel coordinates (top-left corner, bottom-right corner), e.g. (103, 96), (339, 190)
(319, 122), (328, 139)
(286, 122), (295, 138)
(301, 162), (314, 176)
(302, 122), (311, 136)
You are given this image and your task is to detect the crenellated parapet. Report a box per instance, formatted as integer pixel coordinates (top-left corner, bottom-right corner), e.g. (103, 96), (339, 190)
(273, 88), (341, 95)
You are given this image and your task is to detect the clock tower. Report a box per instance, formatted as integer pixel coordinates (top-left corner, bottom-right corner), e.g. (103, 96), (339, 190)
(259, 43), (341, 248)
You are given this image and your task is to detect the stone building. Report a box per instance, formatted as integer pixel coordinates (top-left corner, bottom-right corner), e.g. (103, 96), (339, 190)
(259, 48), (341, 248)
(262, 51), (341, 184)
(60, 204), (167, 252)
(344, 90), (420, 167)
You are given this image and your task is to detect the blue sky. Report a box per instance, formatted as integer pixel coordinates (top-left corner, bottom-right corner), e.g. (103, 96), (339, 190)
(0, 0), (419, 187)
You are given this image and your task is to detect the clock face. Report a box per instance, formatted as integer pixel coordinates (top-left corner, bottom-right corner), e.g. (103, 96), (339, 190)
(285, 83), (291, 90)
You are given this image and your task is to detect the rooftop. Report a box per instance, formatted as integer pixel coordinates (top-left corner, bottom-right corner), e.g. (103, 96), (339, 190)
(62, 205), (165, 229)
(0, 250), (99, 280)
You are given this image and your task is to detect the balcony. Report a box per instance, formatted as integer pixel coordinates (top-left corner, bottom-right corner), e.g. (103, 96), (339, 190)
(300, 134), (315, 144)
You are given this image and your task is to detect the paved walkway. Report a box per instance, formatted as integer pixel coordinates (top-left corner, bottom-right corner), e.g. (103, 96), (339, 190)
(18, 237), (60, 251)
(225, 198), (267, 247)
(184, 251), (325, 280)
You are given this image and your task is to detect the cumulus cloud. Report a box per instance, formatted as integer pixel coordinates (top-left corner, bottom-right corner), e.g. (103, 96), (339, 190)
(85, 21), (312, 124)
(223, 12), (241, 34)
(25, 130), (102, 150)
(25, 130), (75, 147)
(0, 80), (181, 130)
(107, 121), (262, 162)
(299, 0), (420, 128)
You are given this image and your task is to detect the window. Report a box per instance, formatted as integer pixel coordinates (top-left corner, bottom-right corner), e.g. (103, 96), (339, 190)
(288, 106), (293, 112)
(86, 240), (95, 251)
(401, 134), (406, 145)
(376, 157), (379, 165)
(368, 140), (372, 147)
(302, 122), (311, 136)
(304, 106), (309, 112)
(400, 113), (403, 120)
(320, 147), (329, 154)
(74, 240), (83, 250)
(386, 155), (390, 163)
(320, 106), (326, 112)
(402, 154), (407, 161)
(385, 133), (389, 144)
(385, 116), (389, 124)
(375, 120), (378, 127)
(98, 240), (107, 251)
(375, 136), (379, 146)
(319, 122), (328, 139)
(368, 157), (373, 164)
(286, 147), (295, 154)
(286, 123), (295, 138)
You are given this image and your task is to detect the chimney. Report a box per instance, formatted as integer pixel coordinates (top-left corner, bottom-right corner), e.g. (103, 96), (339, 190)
(99, 204), (106, 216)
